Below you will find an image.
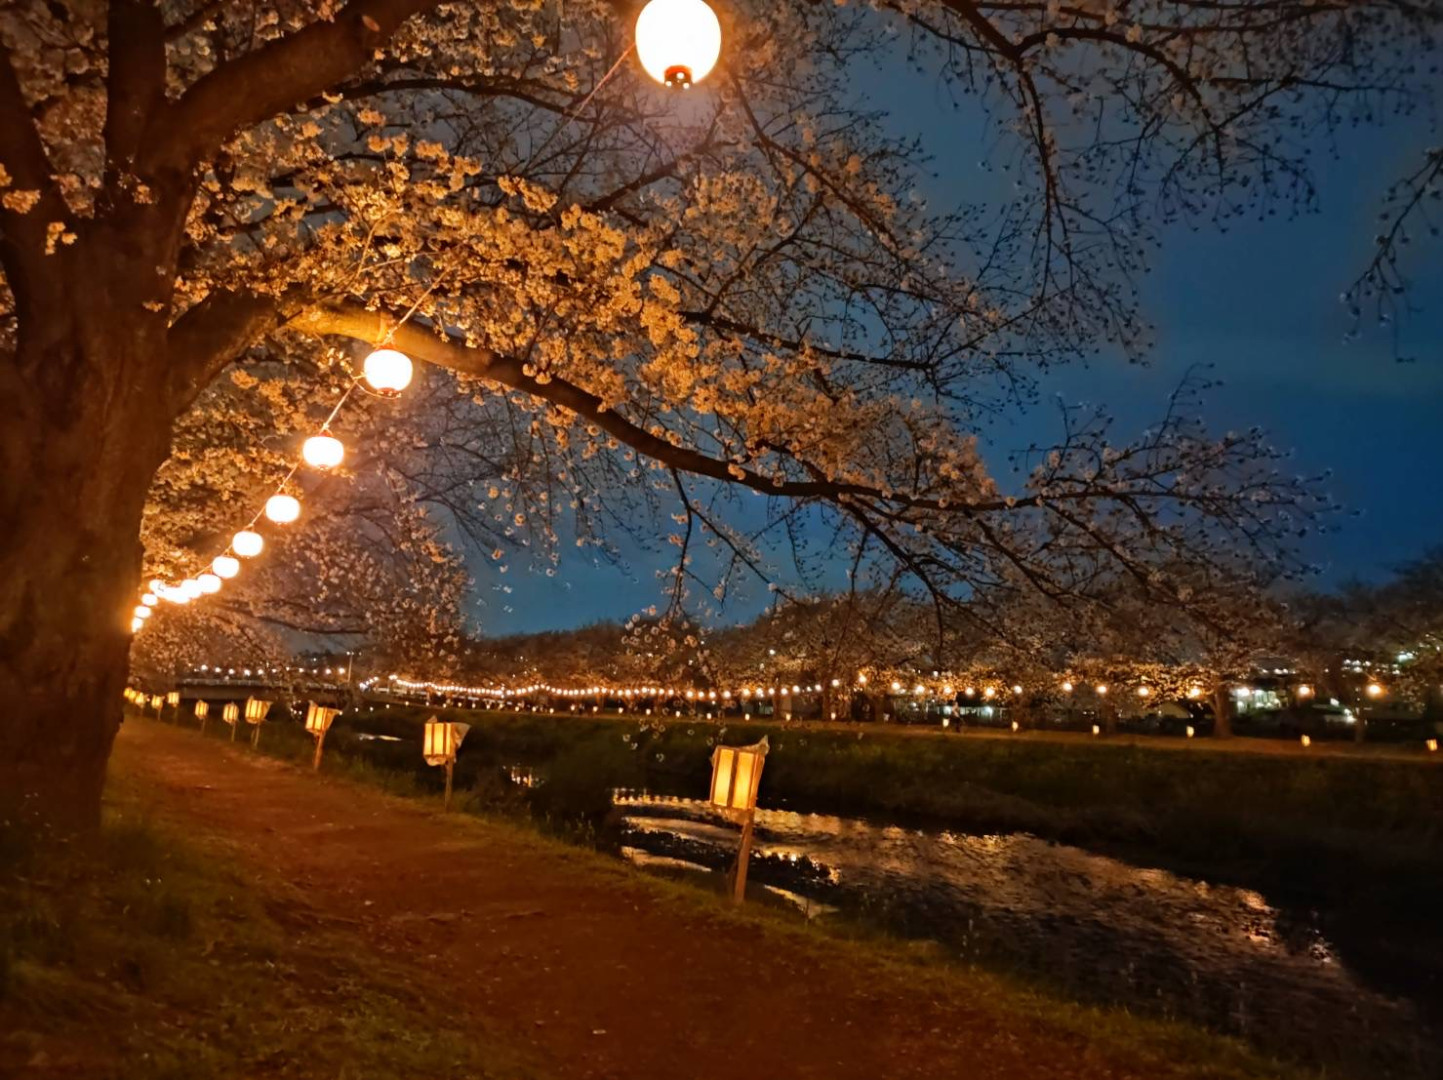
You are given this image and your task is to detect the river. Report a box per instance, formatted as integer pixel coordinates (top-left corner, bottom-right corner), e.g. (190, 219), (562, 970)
(605, 790), (1438, 1078)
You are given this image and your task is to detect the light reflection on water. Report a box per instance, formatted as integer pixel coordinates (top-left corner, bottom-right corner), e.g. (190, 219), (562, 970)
(612, 791), (1435, 1076)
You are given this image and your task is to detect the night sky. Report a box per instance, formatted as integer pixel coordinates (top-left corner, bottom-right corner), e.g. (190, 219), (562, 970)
(476, 63), (1443, 636)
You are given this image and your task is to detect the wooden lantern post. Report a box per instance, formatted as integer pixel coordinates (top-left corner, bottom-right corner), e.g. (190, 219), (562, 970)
(222, 701), (240, 740)
(305, 702), (341, 771)
(244, 697), (273, 748)
(423, 716), (470, 810)
(708, 736), (770, 904)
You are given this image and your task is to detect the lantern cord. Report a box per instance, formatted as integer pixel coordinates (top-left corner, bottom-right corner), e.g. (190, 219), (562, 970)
(320, 382), (358, 432)
(378, 268), (451, 349)
(527, 43), (635, 168)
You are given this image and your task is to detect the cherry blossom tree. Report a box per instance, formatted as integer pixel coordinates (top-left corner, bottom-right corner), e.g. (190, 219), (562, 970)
(1, 0), (1436, 825)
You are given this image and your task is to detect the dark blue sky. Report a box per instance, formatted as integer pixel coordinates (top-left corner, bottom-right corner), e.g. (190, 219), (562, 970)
(476, 71), (1443, 635)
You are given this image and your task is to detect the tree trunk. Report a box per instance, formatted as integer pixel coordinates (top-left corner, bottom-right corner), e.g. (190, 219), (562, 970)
(0, 257), (174, 829)
(1212, 686), (1234, 739)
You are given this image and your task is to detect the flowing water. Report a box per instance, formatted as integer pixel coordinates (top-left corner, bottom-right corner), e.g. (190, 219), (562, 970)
(607, 791), (1439, 1077)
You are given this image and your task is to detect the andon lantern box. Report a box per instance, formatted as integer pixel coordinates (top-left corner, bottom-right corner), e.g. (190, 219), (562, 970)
(244, 698), (273, 725)
(166, 691), (180, 707)
(194, 700), (209, 720)
(423, 717), (469, 765)
(423, 717), (470, 811)
(305, 702), (340, 736)
(222, 702), (239, 724)
(709, 736), (769, 821)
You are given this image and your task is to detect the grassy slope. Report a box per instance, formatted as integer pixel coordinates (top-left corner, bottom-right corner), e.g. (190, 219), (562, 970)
(0, 770), (544, 1080)
(101, 712), (1339, 1080)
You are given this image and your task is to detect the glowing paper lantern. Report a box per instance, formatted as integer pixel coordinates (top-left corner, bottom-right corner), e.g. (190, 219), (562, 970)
(212, 555), (240, 579)
(194, 700), (209, 720)
(363, 348), (413, 395)
(305, 702), (340, 736)
(635, 0), (722, 89)
(244, 698), (272, 724)
(233, 529), (264, 557)
(197, 573), (222, 594)
(141, 593), (158, 606)
(167, 692), (180, 707)
(265, 494), (301, 524)
(423, 716), (470, 810)
(423, 717), (469, 765)
(708, 736), (768, 818)
(222, 702), (239, 723)
(306, 702), (341, 770)
(133, 605), (151, 619)
(130, 617), (143, 632)
(708, 736), (768, 904)
(180, 578), (203, 599)
(302, 433), (344, 469)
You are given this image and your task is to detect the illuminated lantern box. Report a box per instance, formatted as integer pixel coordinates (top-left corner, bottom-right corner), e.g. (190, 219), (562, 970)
(244, 698), (273, 748)
(708, 736), (769, 903)
(305, 702), (341, 771)
(709, 736), (769, 821)
(423, 717), (470, 810)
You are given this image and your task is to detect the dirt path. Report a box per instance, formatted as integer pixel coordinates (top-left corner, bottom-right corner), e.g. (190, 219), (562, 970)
(112, 720), (1207, 1080)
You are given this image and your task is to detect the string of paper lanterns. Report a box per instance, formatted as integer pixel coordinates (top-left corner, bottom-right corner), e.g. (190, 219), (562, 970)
(130, 347), (414, 633)
(127, 1), (719, 635)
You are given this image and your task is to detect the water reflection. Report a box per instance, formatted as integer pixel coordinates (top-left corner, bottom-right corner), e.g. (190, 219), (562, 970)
(613, 792), (1436, 1077)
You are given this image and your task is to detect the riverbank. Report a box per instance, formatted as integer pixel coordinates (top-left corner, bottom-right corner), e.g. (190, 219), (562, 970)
(0, 770), (540, 1079)
(126, 704), (1443, 1076)
(336, 705), (1442, 882)
(334, 705), (1443, 1040)
(4, 717), (1319, 1080)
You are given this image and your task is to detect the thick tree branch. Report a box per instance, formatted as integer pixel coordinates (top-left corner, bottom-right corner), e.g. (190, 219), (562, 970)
(146, 0), (441, 176)
(166, 290), (286, 411)
(105, 1), (168, 176)
(0, 35), (68, 303)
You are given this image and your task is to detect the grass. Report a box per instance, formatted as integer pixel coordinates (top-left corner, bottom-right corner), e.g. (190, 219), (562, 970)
(151, 711), (1320, 1080)
(0, 768), (543, 1080)
(127, 705), (1443, 1077)
(305, 705), (1443, 910)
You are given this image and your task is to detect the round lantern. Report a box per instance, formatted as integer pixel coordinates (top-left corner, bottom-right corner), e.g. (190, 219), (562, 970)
(197, 572), (222, 594)
(265, 494), (301, 524)
(302, 433), (345, 469)
(133, 605), (151, 619)
(131, 617), (143, 632)
(635, 0), (722, 88)
(362, 348), (413, 395)
(233, 529), (264, 558)
(212, 555), (240, 579)
(141, 592), (158, 606)
(180, 578), (204, 599)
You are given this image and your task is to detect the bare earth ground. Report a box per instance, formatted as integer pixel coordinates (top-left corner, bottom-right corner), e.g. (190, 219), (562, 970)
(102, 720), (1278, 1080)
